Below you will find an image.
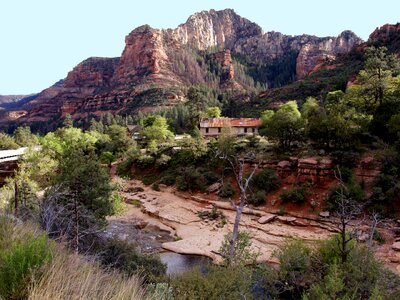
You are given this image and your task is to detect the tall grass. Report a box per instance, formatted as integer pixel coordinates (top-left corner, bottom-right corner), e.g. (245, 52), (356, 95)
(28, 250), (149, 300)
(0, 215), (150, 300)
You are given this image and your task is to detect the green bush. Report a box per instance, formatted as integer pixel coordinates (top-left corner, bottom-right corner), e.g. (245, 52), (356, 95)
(0, 233), (53, 299)
(152, 182), (160, 191)
(274, 239), (313, 298)
(252, 169), (281, 192)
(202, 170), (219, 185)
(219, 181), (235, 198)
(176, 175), (188, 191)
(110, 192), (126, 215)
(197, 204), (224, 221)
(175, 166), (207, 192)
(116, 157), (134, 178)
(309, 237), (400, 299)
(280, 186), (307, 204)
(160, 174), (176, 186)
(142, 174), (158, 186)
(373, 229), (385, 245)
(98, 238), (166, 283)
(337, 166), (353, 184)
(327, 183), (364, 210)
(249, 190), (266, 206)
(171, 265), (253, 299)
(136, 155), (155, 168)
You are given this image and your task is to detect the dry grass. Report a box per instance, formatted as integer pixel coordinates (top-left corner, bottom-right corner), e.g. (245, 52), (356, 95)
(28, 249), (150, 300)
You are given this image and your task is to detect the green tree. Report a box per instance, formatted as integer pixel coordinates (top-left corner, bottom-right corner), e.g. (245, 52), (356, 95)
(261, 101), (304, 149)
(358, 46), (399, 107)
(205, 106), (221, 118)
(0, 132), (19, 150)
(89, 118), (105, 133)
(186, 86), (208, 127)
(104, 124), (134, 156)
(140, 115), (174, 144)
(13, 126), (38, 147)
(63, 113), (74, 128)
(219, 231), (258, 267)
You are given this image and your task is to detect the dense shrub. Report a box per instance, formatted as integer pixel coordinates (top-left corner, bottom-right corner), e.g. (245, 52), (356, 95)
(171, 266), (253, 299)
(176, 166), (207, 192)
(136, 155), (155, 168)
(110, 192), (126, 215)
(142, 174), (158, 186)
(327, 183), (364, 210)
(98, 238), (166, 283)
(116, 157), (134, 178)
(274, 239), (314, 298)
(306, 237), (400, 299)
(160, 173), (176, 186)
(249, 190), (266, 206)
(252, 168), (281, 192)
(337, 166), (353, 184)
(280, 186), (307, 204)
(0, 223), (53, 299)
(176, 176), (188, 191)
(219, 181), (235, 198)
(202, 170), (219, 185)
(151, 182), (160, 191)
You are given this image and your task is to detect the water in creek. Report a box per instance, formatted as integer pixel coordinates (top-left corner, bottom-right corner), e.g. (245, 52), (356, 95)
(160, 252), (212, 275)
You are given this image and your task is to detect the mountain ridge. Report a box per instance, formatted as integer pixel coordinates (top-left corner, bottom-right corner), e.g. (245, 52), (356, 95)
(1, 9), (365, 126)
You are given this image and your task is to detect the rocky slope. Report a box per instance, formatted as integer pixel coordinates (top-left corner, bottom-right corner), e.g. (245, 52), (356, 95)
(0, 94), (33, 110)
(369, 23), (400, 53)
(9, 9), (363, 124)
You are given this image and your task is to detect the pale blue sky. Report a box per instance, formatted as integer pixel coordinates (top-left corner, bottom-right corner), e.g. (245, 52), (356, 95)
(0, 0), (399, 95)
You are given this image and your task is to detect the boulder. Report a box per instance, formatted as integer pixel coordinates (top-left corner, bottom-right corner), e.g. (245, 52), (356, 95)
(357, 233), (369, 242)
(319, 211), (330, 218)
(258, 214), (276, 224)
(277, 160), (291, 169)
(277, 216), (296, 223)
(207, 182), (222, 193)
(298, 158), (318, 166)
(392, 242), (400, 251)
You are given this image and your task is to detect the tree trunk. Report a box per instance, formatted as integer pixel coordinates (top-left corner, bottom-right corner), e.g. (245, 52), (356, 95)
(229, 199), (245, 258)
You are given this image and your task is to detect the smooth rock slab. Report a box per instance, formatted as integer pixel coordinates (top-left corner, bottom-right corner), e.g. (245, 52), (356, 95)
(258, 214), (276, 224)
(277, 216), (296, 223)
(392, 242), (400, 251)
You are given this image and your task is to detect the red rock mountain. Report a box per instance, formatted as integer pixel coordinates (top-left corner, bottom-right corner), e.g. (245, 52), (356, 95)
(368, 23), (400, 54)
(13, 9), (363, 123)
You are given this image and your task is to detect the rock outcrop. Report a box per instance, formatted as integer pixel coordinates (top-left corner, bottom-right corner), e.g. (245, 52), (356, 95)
(13, 9), (362, 124)
(369, 23), (400, 53)
(296, 31), (362, 78)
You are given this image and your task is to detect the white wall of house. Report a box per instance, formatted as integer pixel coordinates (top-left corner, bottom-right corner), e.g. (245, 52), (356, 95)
(200, 127), (221, 136)
(200, 127), (258, 137)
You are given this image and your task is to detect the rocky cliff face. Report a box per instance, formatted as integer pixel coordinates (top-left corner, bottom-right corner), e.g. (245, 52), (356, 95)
(296, 31), (361, 78)
(369, 23), (400, 53)
(14, 9), (362, 124)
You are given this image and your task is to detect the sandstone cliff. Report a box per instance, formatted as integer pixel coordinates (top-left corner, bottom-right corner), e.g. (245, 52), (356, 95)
(13, 9), (362, 123)
(369, 23), (400, 53)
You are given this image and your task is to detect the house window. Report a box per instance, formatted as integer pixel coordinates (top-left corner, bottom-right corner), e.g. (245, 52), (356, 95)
(252, 128), (255, 133)
(244, 128), (248, 133)
(218, 128), (221, 133)
(206, 128), (209, 133)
